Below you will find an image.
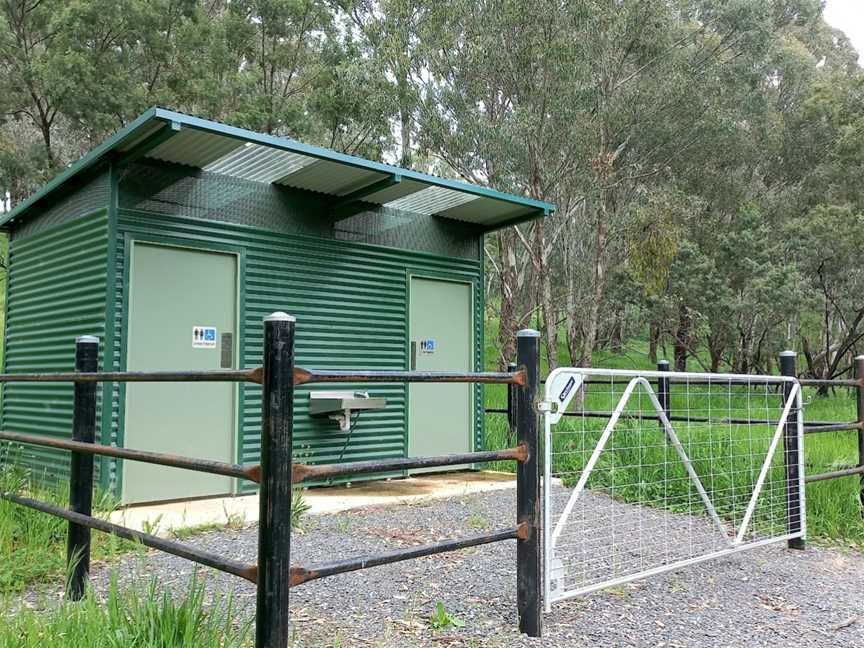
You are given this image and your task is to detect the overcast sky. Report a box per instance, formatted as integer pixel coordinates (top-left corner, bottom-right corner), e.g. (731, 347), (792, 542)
(824, 0), (864, 61)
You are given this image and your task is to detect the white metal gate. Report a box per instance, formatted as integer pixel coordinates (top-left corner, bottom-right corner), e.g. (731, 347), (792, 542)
(542, 368), (805, 609)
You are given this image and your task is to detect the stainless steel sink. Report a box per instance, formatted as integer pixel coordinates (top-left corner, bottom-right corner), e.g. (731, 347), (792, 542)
(308, 391), (387, 431)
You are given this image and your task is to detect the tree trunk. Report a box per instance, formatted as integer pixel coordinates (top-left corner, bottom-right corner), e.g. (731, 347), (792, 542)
(533, 221), (558, 371)
(397, 69), (412, 168)
(707, 336), (723, 373)
(563, 201), (587, 367)
(674, 303), (689, 372)
(648, 320), (660, 364)
(582, 122), (615, 368)
(565, 265), (581, 365)
(610, 313), (623, 354)
(581, 209), (607, 368)
(39, 119), (55, 169)
(496, 230), (519, 366)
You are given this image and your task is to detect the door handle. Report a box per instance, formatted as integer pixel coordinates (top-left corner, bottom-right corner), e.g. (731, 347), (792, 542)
(410, 341), (417, 370)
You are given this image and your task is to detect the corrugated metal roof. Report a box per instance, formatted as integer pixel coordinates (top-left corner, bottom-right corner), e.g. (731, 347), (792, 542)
(1, 107), (555, 231)
(278, 159), (386, 195)
(388, 186), (480, 215)
(203, 143), (314, 183)
(439, 198), (537, 225)
(149, 128), (243, 167)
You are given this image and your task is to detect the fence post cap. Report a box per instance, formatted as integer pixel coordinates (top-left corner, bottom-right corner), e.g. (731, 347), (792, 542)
(657, 359), (670, 367)
(75, 335), (100, 344)
(854, 355), (864, 361)
(779, 350), (797, 357)
(264, 311), (296, 323)
(516, 329), (540, 338)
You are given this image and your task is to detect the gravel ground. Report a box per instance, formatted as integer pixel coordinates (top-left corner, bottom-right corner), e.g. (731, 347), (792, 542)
(83, 486), (864, 647)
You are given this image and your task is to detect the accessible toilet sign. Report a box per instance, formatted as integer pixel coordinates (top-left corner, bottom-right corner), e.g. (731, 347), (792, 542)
(192, 326), (217, 349)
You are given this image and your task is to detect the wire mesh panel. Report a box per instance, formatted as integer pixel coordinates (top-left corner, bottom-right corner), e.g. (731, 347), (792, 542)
(542, 368), (805, 609)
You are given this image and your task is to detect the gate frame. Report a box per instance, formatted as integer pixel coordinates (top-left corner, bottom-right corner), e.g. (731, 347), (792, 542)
(541, 366), (806, 610)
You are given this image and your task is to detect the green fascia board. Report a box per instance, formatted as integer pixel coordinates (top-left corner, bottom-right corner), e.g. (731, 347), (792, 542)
(331, 174), (402, 209)
(1, 107), (556, 228)
(115, 121), (181, 169)
(483, 206), (552, 234)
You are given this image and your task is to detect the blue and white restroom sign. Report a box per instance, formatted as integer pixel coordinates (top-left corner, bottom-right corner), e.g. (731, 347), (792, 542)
(192, 326), (218, 349)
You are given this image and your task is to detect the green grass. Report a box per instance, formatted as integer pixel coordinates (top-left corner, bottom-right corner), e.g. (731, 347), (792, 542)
(0, 457), (136, 595)
(482, 328), (864, 546)
(0, 574), (252, 647)
(794, 391), (863, 542)
(486, 392), (863, 544)
(0, 447), (314, 595)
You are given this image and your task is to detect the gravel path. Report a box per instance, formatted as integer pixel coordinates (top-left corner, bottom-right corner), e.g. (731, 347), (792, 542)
(88, 486), (864, 647)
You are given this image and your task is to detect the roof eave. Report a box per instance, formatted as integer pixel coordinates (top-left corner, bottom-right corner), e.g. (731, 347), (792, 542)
(0, 107), (556, 229)
(0, 107), (162, 228)
(481, 207), (554, 234)
(152, 108), (554, 215)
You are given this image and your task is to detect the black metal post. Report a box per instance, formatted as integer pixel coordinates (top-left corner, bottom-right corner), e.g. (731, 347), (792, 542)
(515, 329), (541, 637)
(657, 359), (670, 425)
(507, 361), (517, 446)
(66, 335), (99, 600)
(855, 355), (864, 510)
(256, 312), (296, 648)
(779, 351), (804, 550)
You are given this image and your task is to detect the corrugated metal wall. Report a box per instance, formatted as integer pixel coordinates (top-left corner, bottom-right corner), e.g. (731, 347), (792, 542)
(112, 208), (484, 493)
(1, 209), (109, 483)
(0, 164), (485, 495)
(12, 173), (110, 240)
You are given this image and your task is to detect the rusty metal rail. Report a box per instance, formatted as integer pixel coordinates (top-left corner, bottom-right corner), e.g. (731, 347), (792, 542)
(486, 407), (785, 427)
(803, 422), (862, 434)
(491, 405), (852, 431)
(0, 315), (543, 646)
(293, 446), (526, 483)
(799, 356), (864, 499)
(0, 430), (261, 482)
(290, 526), (525, 586)
(805, 466), (864, 483)
(295, 367), (524, 385)
(799, 378), (863, 388)
(0, 492), (258, 582)
(0, 368), (262, 383)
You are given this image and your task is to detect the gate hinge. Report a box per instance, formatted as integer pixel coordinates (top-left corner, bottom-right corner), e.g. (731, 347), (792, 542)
(537, 400), (558, 414)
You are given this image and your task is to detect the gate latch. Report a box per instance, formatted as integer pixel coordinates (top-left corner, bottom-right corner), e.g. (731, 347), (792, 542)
(549, 553), (566, 594)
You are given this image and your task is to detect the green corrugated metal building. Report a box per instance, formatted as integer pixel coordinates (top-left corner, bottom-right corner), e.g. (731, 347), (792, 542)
(0, 108), (553, 505)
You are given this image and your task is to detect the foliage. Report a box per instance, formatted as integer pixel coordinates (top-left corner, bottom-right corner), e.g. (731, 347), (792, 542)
(1, 1), (862, 376)
(0, 445), (135, 595)
(0, 573), (252, 647)
(0, 442), (277, 594)
(291, 488), (311, 530)
(427, 600), (465, 631)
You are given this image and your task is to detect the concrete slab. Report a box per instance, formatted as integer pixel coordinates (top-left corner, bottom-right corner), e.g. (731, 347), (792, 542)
(108, 471), (516, 537)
